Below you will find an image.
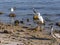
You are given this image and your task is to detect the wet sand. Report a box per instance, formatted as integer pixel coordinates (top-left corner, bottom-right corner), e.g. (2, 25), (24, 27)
(0, 22), (60, 45)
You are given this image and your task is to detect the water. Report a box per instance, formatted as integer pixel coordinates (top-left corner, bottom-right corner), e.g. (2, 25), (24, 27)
(0, 0), (60, 28)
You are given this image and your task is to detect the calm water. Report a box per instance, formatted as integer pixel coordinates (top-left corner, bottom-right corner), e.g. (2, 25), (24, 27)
(0, 0), (60, 28)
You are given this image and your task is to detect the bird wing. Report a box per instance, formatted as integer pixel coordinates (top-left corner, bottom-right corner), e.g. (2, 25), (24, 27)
(38, 15), (44, 23)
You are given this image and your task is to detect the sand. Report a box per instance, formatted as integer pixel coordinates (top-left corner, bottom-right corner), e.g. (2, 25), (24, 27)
(0, 23), (59, 45)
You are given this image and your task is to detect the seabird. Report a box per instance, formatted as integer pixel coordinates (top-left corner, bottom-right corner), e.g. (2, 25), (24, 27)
(51, 26), (60, 39)
(33, 8), (44, 24)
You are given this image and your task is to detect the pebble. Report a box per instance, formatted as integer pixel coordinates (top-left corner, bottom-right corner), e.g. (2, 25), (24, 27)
(27, 19), (29, 22)
(56, 22), (60, 26)
(20, 21), (24, 24)
(0, 12), (4, 14)
(3, 30), (9, 34)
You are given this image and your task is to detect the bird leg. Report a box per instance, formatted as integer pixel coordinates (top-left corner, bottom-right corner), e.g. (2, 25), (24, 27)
(38, 24), (44, 32)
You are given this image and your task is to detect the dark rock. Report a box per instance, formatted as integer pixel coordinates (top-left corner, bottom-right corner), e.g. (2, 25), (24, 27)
(0, 41), (1, 43)
(56, 22), (60, 26)
(14, 20), (19, 26)
(12, 37), (15, 39)
(2, 27), (4, 29)
(27, 19), (29, 22)
(20, 30), (24, 32)
(3, 30), (12, 34)
(17, 44), (19, 45)
(28, 24), (31, 25)
(7, 24), (11, 26)
(22, 26), (28, 28)
(0, 12), (4, 14)
(20, 21), (24, 24)
(9, 13), (16, 17)
(3, 30), (9, 34)
(0, 26), (1, 29)
(17, 30), (24, 32)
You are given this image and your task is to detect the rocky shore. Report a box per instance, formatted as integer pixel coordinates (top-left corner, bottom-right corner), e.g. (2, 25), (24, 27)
(0, 22), (60, 45)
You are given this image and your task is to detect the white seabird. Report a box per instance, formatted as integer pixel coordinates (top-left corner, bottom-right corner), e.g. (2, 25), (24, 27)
(33, 8), (44, 24)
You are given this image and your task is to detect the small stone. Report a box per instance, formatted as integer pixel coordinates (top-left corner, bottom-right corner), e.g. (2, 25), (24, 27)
(3, 30), (12, 34)
(20, 21), (24, 24)
(17, 30), (24, 32)
(17, 44), (19, 45)
(56, 22), (60, 26)
(7, 24), (11, 26)
(0, 41), (1, 43)
(12, 37), (15, 39)
(0, 12), (4, 14)
(0, 26), (1, 29)
(14, 20), (19, 26)
(28, 24), (31, 25)
(3, 30), (9, 34)
(27, 19), (29, 22)
(22, 26), (28, 28)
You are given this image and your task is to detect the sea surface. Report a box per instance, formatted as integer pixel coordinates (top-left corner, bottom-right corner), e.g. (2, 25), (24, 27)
(0, 0), (60, 29)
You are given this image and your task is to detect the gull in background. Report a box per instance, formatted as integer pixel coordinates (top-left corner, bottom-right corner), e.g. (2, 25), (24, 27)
(51, 26), (60, 39)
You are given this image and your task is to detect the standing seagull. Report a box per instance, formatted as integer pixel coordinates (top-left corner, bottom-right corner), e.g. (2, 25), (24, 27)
(33, 8), (44, 31)
(9, 7), (16, 24)
(33, 8), (44, 24)
(51, 26), (60, 39)
(9, 7), (16, 34)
